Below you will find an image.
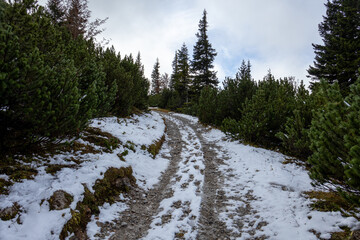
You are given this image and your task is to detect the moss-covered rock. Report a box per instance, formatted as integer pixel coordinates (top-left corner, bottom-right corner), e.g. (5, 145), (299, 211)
(48, 190), (73, 210)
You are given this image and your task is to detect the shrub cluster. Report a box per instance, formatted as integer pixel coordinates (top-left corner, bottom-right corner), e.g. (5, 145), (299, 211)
(0, 0), (149, 154)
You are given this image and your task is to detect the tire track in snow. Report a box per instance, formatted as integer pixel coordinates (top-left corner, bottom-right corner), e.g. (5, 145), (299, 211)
(109, 118), (184, 240)
(170, 114), (231, 240)
(142, 114), (205, 239)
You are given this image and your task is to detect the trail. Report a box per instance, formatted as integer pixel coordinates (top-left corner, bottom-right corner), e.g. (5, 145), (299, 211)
(96, 111), (356, 240)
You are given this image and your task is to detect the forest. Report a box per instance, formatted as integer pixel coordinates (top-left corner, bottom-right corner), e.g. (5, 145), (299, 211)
(1, 0), (360, 212)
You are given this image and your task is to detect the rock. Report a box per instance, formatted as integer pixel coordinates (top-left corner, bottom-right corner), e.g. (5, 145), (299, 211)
(48, 190), (73, 210)
(0, 203), (20, 221)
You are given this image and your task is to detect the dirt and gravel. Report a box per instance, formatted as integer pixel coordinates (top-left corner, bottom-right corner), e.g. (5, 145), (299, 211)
(92, 111), (254, 240)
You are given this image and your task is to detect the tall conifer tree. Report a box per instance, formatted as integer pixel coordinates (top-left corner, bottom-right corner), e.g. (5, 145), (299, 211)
(308, 0), (360, 94)
(170, 51), (179, 91)
(151, 58), (161, 95)
(191, 9), (217, 98)
(46, 0), (65, 24)
(175, 43), (190, 103)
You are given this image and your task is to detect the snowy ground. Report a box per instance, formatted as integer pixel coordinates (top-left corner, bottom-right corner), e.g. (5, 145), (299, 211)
(0, 112), (168, 240)
(1, 110), (359, 240)
(203, 127), (359, 239)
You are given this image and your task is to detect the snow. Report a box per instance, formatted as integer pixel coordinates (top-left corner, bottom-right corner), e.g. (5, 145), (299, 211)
(143, 115), (205, 240)
(0, 112), (168, 240)
(203, 126), (359, 240)
(87, 198), (128, 239)
(1, 110), (358, 240)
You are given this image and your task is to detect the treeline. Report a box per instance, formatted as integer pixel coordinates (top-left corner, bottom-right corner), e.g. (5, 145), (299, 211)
(151, 1), (360, 204)
(0, 0), (149, 154)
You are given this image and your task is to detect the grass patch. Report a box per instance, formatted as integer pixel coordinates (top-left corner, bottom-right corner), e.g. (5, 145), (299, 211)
(0, 165), (38, 182)
(0, 179), (13, 195)
(147, 134), (165, 159)
(117, 150), (129, 162)
(82, 127), (121, 153)
(45, 164), (77, 175)
(58, 141), (101, 155)
(60, 166), (136, 240)
(153, 108), (171, 113)
(304, 190), (355, 212)
(124, 141), (136, 152)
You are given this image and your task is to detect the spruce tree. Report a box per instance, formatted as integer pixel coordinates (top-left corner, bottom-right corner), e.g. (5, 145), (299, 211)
(151, 58), (161, 95)
(175, 43), (191, 103)
(46, 0), (65, 24)
(66, 0), (90, 38)
(170, 51), (179, 91)
(307, 0), (360, 94)
(191, 9), (218, 98)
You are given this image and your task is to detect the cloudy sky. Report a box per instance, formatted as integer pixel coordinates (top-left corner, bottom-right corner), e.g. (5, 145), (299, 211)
(39, 0), (327, 87)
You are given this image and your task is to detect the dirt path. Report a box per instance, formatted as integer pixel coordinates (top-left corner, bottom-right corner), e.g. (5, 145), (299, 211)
(96, 111), (251, 240)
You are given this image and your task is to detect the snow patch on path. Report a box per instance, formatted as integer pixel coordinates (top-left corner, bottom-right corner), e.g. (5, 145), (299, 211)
(143, 115), (205, 240)
(204, 127), (359, 240)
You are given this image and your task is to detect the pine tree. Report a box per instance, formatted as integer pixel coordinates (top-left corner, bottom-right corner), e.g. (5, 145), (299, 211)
(191, 9), (218, 98)
(344, 79), (360, 193)
(308, 80), (348, 182)
(308, 0), (360, 94)
(151, 58), (161, 95)
(175, 43), (191, 103)
(236, 60), (252, 80)
(218, 60), (257, 122)
(276, 82), (314, 158)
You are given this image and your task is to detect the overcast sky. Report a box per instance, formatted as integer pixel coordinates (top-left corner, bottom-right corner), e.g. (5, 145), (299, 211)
(38, 0), (326, 87)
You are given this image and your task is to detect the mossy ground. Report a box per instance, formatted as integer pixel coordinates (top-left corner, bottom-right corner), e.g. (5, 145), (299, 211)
(81, 127), (121, 153)
(305, 191), (360, 239)
(60, 166), (136, 240)
(147, 134), (165, 159)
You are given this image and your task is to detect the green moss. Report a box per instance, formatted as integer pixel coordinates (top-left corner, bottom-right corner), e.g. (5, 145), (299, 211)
(60, 167), (136, 239)
(125, 141), (136, 152)
(0, 165), (38, 182)
(330, 226), (352, 240)
(82, 127), (121, 153)
(305, 191), (354, 212)
(117, 150), (129, 162)
(0, 179), (13, 195)
(147, 135), (165, 159)
(45, 164), (76, 175)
